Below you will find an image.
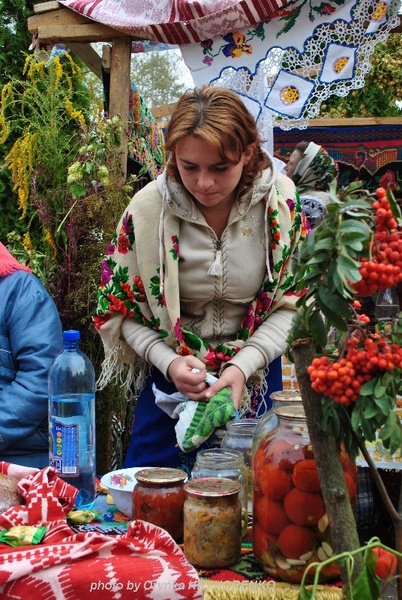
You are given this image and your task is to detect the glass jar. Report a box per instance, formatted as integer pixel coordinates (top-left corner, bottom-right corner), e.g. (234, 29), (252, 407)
(191, 448), (248, 536)
(252, 405), (356, 584)
(183, 477), (242, 568)
(252, 390), (303, 460)
(221, 418), (258, 514)
(132, 467), (187, 541)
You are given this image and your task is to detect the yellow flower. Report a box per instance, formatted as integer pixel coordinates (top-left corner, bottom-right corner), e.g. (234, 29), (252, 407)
(53, 56), (63, 89)
(44, 228), (58, 258)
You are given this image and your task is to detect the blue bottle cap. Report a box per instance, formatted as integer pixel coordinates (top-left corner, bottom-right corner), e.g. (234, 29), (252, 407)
(63, 329), (80, 341)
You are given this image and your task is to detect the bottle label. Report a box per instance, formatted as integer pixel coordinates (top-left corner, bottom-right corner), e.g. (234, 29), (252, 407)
(49, 416), (81, 476)
(375, 321), (393, 336)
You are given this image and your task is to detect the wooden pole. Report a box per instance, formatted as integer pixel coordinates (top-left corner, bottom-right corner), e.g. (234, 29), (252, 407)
(108, 37), (132, 186)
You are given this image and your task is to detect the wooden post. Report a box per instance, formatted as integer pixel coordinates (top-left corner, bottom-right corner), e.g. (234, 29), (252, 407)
(107, 37), (131, 186)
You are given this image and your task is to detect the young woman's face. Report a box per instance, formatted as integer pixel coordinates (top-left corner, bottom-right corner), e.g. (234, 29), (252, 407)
(175, 136), (252, 210)
(285, 149), (303, 179)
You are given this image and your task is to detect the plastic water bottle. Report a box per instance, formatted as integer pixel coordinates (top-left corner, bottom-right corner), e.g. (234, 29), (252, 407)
(375, 287), (400, 335)
(48, 330), (96, 509)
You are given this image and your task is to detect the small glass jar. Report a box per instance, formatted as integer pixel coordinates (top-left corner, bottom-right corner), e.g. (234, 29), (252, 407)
(191, 448), (248, 536)
(132, 467), (187, 541)
(183, 477), (242, 569)
(221, 418), (259, 513)
(253, 404), (356, 584)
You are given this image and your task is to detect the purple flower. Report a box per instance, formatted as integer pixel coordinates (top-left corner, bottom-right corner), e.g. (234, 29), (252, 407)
(242, 305), (256, 330)
(121, 213), (132, 235)
(105, 242), (115, 256)
(173, 318), (184, 343)
(286, 198), (295, 211)
(100, 260), (114, 286)
(203, 56), (213, 66)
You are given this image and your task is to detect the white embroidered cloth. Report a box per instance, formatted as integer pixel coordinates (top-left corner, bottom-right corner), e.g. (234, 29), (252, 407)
(57, 0), (287, 44)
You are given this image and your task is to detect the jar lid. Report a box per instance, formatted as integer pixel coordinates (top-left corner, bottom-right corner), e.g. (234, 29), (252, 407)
(274, 404), (306, 420)
(270, 390), (302, 403)
(184, 477), (242, 497)
(135, 467), (187, 485)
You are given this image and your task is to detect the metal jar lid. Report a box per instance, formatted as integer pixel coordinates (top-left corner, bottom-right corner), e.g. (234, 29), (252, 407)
(135, 467), (187, 485)
(270, 390), (302, 403)
(274, 404), (306, 420)
(184, 477), (242, 497)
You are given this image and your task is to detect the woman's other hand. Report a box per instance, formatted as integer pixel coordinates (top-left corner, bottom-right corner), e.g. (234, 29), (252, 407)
(204, 365), (245, 409)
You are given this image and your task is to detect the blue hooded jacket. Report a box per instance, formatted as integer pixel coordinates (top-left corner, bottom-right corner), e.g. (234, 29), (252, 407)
(0, 269), (63, 467)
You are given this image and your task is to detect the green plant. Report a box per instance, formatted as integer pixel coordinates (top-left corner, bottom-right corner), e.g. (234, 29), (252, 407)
(298, 538), (400, 599)
(0, 50), (154, 472)
(287, 183), (402, 462)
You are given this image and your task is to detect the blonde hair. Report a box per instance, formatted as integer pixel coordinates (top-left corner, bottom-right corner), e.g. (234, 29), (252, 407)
(165, 86), (268, 194)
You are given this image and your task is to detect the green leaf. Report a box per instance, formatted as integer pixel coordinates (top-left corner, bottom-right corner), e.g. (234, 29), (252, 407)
(298, 586), (313, 600)
(181, 330), (202, 352)
(339, 219), (371, 237)
(386, 187), (402, 220)
(373, 377), (388, 399)
(309, 310), (328, 346)
(305, 252), (332, 266)
(359, 379), (376, 396)
(318, 287), (351, 318)
(372, 395), (392, 416)
(313, 237), (334, 251)
(379, 410), (399, 442)
(363, 403), (381, 419)
(388, 423), (402, 455)
(318, 301), (349, 331)
(69, 181), (87, 199)
(336, 254), (362, 283)
(351, 563), (381, 600)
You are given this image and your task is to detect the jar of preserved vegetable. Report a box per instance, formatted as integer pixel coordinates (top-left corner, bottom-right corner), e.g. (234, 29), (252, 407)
(221, 418), (258, 514)
(252, 390), (302, 460)
(184, 477), (242, 569)
(191, 448), (248, 536)
(133, 467), (187, 541)
(253, 404), (356, 584)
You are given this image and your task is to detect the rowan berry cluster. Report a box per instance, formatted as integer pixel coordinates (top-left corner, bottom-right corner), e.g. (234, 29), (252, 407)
(307, 332), (402, 405)
(352, 187), (402, 296)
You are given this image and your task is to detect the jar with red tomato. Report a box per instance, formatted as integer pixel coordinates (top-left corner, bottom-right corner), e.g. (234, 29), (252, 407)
(133, 467), (187, 541)
(252, 405), (356, 584)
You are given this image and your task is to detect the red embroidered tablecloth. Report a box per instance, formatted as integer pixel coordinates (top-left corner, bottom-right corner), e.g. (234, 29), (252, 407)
(0, 462), (202, 600)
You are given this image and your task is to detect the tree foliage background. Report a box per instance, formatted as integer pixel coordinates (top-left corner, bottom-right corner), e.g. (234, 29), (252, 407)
(0, 0), (34, 243)
(130, 50), (189, 109)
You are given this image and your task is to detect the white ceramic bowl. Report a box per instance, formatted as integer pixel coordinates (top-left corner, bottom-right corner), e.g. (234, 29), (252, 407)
(101, 467), (151, 518)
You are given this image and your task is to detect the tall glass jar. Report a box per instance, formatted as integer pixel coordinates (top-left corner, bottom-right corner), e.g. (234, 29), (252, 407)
(183, 477), (242, 568)
(221, 418), (259, 513)
(252, 405), (356, 584)
(132, 467), (187, 541)
(191, 448), (248, 536)
(252, 390), (302, 459)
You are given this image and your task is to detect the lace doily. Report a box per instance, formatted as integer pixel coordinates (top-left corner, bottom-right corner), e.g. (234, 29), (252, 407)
(180, 0), (400, 143)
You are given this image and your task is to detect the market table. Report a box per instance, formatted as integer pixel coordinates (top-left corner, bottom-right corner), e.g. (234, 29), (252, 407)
(71, 492), (344, 600)
(0, 461), (344, 599)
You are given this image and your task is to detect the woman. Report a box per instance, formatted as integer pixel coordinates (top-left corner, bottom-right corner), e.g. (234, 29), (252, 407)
(94, 86), (305, 472)
(285, 141), (338, 229)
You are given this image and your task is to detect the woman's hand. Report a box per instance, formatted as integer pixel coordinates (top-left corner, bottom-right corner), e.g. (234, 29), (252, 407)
(167, 356), (208, 400)
(204, 365), (245, 409)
